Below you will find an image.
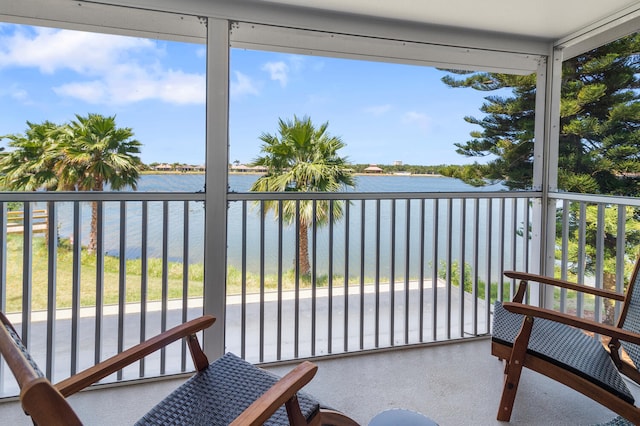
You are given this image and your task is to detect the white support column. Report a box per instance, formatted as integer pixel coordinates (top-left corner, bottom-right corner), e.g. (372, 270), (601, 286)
(530, 46), (562, 307)
(203, 17), (229, 358)
(542, 47), (563, 309)
(529, 57), (547, 292)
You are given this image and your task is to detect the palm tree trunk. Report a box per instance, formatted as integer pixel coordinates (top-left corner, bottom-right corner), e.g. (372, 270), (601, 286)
(88, 201), (98, 253)
(298, 221), (311, 275)
(88, 181), (103, 253)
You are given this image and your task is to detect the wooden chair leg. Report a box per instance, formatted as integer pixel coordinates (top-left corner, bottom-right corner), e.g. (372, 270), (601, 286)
(497, 316), (533, 422)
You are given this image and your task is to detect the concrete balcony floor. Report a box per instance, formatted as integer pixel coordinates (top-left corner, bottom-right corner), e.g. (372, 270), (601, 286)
(1, 338), (637, 425)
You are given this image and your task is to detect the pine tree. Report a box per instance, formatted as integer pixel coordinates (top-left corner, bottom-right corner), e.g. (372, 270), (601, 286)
(442, 33), (640, 321)
(442, 33), (640, 195)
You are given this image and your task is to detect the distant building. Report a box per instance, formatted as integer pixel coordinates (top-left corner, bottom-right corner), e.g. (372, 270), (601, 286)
(177, 164), (195, 172)
(364, 164), (383, 174)
(230, 164), (252, 172)
(153, 163), (173, 171)
(393, 160), (403, 166)
(251, 165), (268, 173)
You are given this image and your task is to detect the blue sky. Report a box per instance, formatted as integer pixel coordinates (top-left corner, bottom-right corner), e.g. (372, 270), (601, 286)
(0, 23), (505, 166)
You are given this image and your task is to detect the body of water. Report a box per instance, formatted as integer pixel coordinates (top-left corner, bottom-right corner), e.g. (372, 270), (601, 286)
(51, 173), (526, 280)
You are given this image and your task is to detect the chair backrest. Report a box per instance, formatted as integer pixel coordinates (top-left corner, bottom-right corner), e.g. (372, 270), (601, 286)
(617, 258), (640, 370)
(0, 312), (82, 426)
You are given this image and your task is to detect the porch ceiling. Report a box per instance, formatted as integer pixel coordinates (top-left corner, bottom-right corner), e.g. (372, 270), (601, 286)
(259, 0), (640, 41)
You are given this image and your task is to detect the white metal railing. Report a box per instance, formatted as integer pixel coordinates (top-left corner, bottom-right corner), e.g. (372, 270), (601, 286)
(548, 192), (640, 324)
(1, 189), (539, 396)
(226, 191), (536, 362)
(0, 193), (205, 397)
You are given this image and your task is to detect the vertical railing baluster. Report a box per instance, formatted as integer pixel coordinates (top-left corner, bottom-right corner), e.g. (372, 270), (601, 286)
(259, 200), (265, 363)
(160, 201), (169, 374)
(71, 201), (81, 376)
(328, 200), (334, 354)
(343, 200), (350, 352)
(485, 199), (492, 327)
(117, 201), (127, 379)
(418, 199), (425, 342)
(560, 200), (570, 312)
(498, 198), (505, 301)
(445, 198), (452, 340)
(21, 202), (33, 349)
(615, 206), (626, 320)
(472, 198), (479, 336)
(46, 201), (57, 380)
(375, 199), (381, 348)
(577, 202), (587, 317)
(432, 199), (439, 341)
(311, 200), (317, 357)
(524, 197), (531, 273)
(404, 198), (410, 345)
(389, 199), (396, 346)
(277, 200), (283, 360)
(139, 201), (148, 376)
(359, 200), (366, 350)
(594, 204), (605, 324)
(294, 200), (300, 358)
(241, 201), (248, 359)
(510, 199), (518, 299)
(181, 200), (190, 371)
(94, 202), (104, 368)
(459, 199), (465, 338)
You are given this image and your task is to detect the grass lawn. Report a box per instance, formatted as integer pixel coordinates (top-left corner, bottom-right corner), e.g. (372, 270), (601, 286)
(5, 234), (524, 313)
(4, 235), (359, 312)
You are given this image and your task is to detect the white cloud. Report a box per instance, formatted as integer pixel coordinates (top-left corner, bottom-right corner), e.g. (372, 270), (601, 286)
(230, 71), (260, 99)
(53, 81), (106, 104)
(365, 104), (392, 116)
(261, 61), (289, 87)
(0, 26), (153, 74)
(0, 84), (31, 104)
(403, 111), (432, 132)
(0, 26), (205, 106)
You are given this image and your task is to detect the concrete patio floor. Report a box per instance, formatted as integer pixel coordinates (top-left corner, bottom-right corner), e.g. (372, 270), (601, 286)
(1, 337), (637, 425)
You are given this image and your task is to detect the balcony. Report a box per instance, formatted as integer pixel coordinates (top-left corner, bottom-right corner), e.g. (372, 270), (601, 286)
(1, 189), (638, 424)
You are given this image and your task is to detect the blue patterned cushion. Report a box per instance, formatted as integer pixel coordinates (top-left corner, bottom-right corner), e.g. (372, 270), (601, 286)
(136, 353), (320, 425)
(621, 269), (640, 368)
(492, 301), (634, 404)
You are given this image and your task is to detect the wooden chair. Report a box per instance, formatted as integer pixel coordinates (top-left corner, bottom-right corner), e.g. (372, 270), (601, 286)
(491, 258), (640, 424)
(0, 312), (359, 426)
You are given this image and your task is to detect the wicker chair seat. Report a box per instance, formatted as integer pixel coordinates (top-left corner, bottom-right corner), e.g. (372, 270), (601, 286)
(492, 301), (634, 404)
(136, 353), (320, 425)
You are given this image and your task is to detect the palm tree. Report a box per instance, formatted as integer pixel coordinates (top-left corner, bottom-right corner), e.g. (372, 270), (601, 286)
(1, 115), (142, 252)
(250, 116), (354, 275)
(59, 113), (142, 252)
(0, 121), (65, 191)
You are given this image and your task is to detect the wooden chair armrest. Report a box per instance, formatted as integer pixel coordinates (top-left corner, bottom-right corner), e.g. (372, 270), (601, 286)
(504, 271), (625, 301)
(502, 302), (640, 345)
(55, 315), (216, 397)
(230, 361), (318, 426)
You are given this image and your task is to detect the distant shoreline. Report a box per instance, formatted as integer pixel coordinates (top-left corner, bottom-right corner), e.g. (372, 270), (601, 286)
(143, 171), (444, 177)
